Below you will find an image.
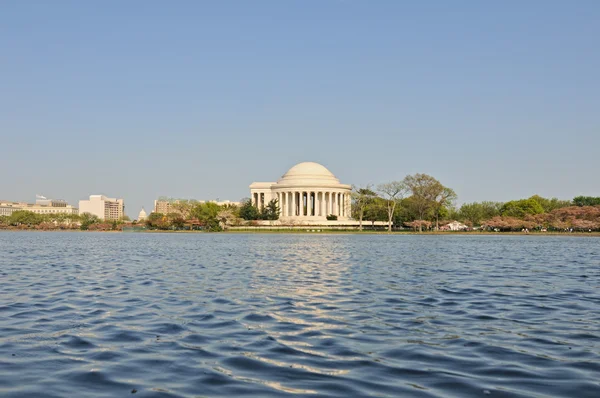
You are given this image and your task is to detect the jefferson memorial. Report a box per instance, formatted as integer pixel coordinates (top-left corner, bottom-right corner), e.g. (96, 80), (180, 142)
(250, 162), (352, 223)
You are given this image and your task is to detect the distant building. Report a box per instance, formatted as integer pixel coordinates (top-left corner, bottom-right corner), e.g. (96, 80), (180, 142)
(154, 198), (177, 215)
(0, 196), (78, 217)
(138, 207), (147, 221)
(79, 195), (124, 220)
(441, 221), (469, 231)
(0, 202), (22, 217)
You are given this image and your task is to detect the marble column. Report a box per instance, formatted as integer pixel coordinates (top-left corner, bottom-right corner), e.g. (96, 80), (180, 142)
(346, 193), (349, 217)
(347, 193), (351, 218)
(318, 192), (323, 217)
(344, 193), (348, 217)
(305, 192), (309, 216)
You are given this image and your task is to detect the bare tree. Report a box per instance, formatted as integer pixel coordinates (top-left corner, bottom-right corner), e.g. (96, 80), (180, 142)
(351, 185), (377, 231)
(377, 181), (408, 232)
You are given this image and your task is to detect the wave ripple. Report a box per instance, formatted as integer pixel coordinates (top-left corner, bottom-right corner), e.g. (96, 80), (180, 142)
(1, 232), (599, 397)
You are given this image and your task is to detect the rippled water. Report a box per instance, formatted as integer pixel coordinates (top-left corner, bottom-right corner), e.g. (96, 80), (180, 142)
(1, 232), (599, 397)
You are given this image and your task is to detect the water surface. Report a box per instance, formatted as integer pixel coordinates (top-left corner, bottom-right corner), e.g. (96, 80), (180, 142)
(1, 232), (599, 397)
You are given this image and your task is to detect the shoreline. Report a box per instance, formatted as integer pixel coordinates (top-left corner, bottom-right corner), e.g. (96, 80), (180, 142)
(1, 229), (599, 237)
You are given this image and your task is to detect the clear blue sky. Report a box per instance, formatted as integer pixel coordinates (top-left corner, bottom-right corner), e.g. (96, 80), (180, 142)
(1, 1), (598, 216)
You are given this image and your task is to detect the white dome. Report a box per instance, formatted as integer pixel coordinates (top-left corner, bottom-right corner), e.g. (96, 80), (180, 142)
(277, 162), (341, 186)
(138, 208), (147, 220)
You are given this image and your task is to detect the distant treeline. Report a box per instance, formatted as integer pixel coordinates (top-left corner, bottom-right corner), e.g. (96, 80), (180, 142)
(143, 201), (241, 231)
(351, 182), (600, 232)
(0, 211), (130, 231)
(2, 185), (599, 232)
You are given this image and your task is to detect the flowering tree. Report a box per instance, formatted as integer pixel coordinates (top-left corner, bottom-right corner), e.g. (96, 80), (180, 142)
(404, 220), (432, 231)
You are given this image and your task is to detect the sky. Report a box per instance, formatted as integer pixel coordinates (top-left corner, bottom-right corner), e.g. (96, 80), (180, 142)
(1, 0), (599, 217)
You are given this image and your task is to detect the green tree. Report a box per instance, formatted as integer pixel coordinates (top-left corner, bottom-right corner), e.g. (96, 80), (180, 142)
(261, 199), (280, 220)
(403, 173), (443, 232)
(529, 195), (571, 212)
(458, 203), (483, 226)
(79, 212), (101, 230)
(351, 185), (377, 231)
(458, 201), (503, 226)
(145, 212), (168, 229)
(363, 197), (388, 224)
(190, 202), (221, 231)
(239, 199), (260, 220)
(9, 211), (44, 226)
(573, 196), (600, 207)
(501, 199), (544, 218)
(167, 212), (185, 229)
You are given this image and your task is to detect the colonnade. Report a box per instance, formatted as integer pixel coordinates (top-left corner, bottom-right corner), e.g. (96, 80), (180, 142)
(253, 192), (265, 210)
(274, 191), (350, 218)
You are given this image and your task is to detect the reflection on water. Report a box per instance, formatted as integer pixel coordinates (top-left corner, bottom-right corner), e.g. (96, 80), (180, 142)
(1, 232), (599, 397)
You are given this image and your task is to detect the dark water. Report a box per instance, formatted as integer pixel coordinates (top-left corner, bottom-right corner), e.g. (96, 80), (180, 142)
(1, 232), (599, 398)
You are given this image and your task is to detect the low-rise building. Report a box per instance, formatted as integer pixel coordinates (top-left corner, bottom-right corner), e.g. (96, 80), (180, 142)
(0, 196), (78, 217)
(79, 195), (125, 220)
(0, 202), (22, 217)
(441, 221), (469, 231)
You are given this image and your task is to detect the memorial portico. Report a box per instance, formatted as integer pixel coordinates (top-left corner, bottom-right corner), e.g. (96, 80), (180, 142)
(249, 162), (352, 223)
